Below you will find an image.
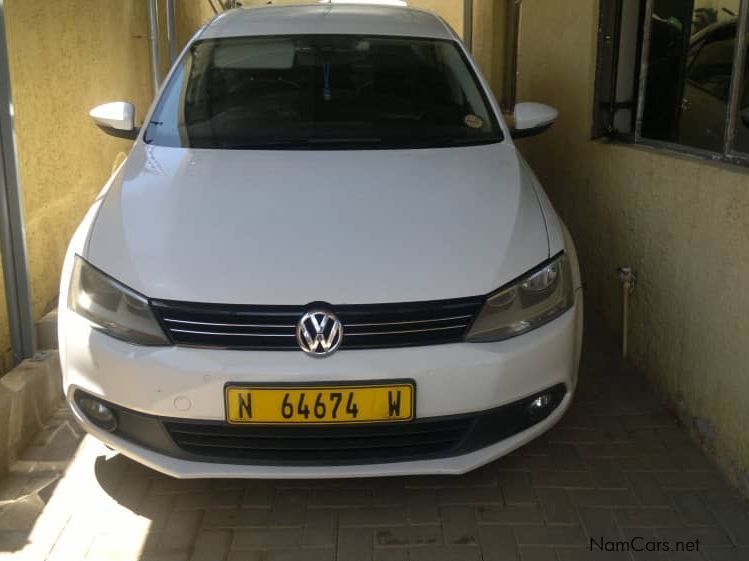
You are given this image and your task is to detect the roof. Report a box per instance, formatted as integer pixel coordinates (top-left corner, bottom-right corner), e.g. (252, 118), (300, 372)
(200, 4), (455, 41)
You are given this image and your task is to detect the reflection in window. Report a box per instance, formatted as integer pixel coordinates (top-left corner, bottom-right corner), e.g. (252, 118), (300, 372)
(641, 1), (739, 152)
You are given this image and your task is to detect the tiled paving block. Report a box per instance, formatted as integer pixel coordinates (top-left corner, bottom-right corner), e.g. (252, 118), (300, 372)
(579, 507), (626, 542)
(532, 470), (595, 489)
(625, 472), (670, 506)
(613, 508), (682, 528)
(513, 525), (588, 546)
(336, 527), (373, 561)
(702, 547), (749, 561)
(668, 491), (717, 526)
(373, 525), (442, 548)
(478, 526), (519, 561)
(477, 504), (545, 525)
(406, 491), (440, 525)
(303, 509), (338, 546)
(499, 472), (537, 504)
(655, 525), (732, 547)
(519, 545), (558, 561)
(585, 459), (629, 490)
(189, 530), (231, 561)
(709, 506), (749, 546)
(203, 508), (272, 529)
(570, 489), (640, 507)
(440, 506), (480, 546)
(536, 488), (579, 525)
(339, 506), (406, 528)
(407, 545), (482, 561)
(232, 528), (305, 550)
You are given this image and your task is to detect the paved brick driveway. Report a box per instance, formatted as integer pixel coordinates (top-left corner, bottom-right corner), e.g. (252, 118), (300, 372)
(1, 323), (748, 561)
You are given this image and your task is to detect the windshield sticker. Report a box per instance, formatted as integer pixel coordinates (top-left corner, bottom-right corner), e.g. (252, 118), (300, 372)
(464, 114), (484, 129)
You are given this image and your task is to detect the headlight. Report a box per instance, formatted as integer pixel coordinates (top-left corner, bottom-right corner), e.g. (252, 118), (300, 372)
(68, 255), (170, 346)
(465, 253), (574, 342)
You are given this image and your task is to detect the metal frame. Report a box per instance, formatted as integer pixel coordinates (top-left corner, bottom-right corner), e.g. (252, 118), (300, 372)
(463, 0), (473, 53)
(501, 0), (521, 113)
(166, 0), (177, 65)
(148, 0), (161, 94)
(0, 3), (36, 365)
(633, 0), (653, 142)
(726, 0), (749, 157)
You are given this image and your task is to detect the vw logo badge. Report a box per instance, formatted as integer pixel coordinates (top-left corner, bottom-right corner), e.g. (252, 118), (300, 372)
(296, 311), (343, 357)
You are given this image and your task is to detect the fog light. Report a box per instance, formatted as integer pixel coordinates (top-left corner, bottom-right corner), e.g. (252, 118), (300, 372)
(78, 396), (118, 432)
(529, 393), (553, 414)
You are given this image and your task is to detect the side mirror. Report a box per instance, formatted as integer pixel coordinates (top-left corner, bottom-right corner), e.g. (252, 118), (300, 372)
(89, 102), (138, 140)
(511, 102), (559, 139)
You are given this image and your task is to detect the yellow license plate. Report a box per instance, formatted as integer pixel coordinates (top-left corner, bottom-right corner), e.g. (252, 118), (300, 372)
(225, 383), (414, 425)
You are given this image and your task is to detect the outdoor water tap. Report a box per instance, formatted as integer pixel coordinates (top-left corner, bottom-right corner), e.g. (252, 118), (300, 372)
(617, 267), (638, 358)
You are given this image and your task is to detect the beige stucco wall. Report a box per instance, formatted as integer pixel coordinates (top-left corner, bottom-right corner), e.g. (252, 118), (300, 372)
(0, 1), (214, 372)
(2, 0), (155, 370)
(515, 0), (749, 493)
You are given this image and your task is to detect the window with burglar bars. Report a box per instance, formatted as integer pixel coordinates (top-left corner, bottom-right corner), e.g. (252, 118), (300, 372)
(594, 0), (749, 165)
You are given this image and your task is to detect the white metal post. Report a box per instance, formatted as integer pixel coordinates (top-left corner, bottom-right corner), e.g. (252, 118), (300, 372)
(166, 0), (177, 65)
(148, 0), (161, 94)
(0, 1), (36, 365)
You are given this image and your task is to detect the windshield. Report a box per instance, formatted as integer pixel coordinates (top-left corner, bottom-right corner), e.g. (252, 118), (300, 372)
(144, 34), (503, 150)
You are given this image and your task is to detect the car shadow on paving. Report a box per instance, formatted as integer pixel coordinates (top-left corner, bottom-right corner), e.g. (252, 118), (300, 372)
(1, 317), (749, 561)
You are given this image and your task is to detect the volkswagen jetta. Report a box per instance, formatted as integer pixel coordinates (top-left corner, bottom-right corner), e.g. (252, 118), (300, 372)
(59, 3), (583, 478)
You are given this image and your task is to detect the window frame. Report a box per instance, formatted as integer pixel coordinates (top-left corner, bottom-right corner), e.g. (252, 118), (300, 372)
(594, 0), (749, 167)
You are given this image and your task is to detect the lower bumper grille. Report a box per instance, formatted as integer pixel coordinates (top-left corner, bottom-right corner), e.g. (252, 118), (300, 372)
(163, 417), (473, 463)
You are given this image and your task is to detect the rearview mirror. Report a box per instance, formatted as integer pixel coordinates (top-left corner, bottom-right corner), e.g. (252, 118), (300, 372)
(511, 102), (558, 139)
(89, 102), (138, 139)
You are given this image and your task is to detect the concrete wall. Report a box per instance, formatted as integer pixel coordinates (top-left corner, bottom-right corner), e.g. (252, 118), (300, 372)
(515, 0), (749, 493)
(0, 1), (215, 373)
(2, 1), (155, 371)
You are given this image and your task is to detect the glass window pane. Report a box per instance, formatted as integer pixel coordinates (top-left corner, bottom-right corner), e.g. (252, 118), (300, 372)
(641, 1), (740, 153)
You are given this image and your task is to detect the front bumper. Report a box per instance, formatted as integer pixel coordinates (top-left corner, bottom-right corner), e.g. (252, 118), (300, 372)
(60, 292), (582, 478)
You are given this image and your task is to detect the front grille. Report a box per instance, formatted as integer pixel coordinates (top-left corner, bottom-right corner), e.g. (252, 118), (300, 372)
(151, 297), (484, 351)
(163, 417), (474, 464)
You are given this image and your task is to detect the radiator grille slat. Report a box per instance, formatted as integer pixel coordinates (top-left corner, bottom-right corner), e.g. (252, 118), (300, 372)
(151, 296), (484, 351)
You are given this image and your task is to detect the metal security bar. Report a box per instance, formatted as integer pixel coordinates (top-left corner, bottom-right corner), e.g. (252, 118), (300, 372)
(148, 0), (161, 93)
(726, 0), (749, 157)
(463, 0), (473, 53)
(166, 0), (177, 65)
(0, 2), (36, 365)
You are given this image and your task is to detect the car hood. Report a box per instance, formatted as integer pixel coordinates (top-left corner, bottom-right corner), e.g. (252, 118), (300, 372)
(86, 142), (550, 305)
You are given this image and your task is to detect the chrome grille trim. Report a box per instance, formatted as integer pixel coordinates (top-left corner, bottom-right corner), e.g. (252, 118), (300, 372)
(345, 324), (469, 337)
(170, 329), (297, 337)
(165, 319), (297, 328)
(151, 296), (485, 351)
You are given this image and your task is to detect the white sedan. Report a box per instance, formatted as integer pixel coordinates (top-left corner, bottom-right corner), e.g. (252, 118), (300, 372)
(59, 3), (583, 478)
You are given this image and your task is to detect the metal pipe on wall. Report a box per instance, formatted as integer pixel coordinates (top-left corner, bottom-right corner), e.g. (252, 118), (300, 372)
(463, 0), (473, 53)
(166, 0), (177, 65)
(0, 3), (36, 365)
(148, 0), (161, 94)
